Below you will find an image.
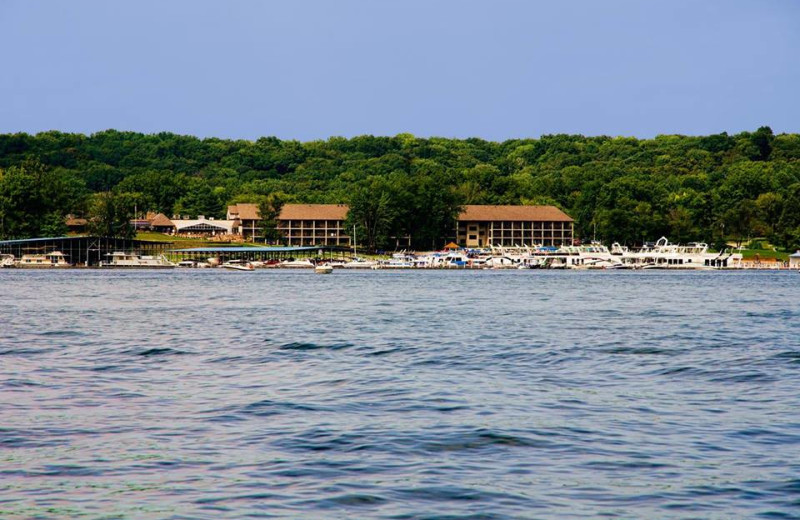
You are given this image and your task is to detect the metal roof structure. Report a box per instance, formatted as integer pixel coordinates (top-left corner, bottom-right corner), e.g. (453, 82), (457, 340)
(170, 246), (332, 253)
(0, 235), (171, 246)
(0, 236), (172, 266)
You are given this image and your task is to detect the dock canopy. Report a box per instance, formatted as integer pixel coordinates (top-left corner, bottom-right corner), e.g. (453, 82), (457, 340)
(169, 245), (346, 262)
(0, 236), (172, 266)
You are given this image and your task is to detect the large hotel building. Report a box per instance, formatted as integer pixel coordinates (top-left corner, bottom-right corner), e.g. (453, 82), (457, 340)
(456, 205), (574, 247)
(276, 204), (352, 246)
(225, 203), (573, 247)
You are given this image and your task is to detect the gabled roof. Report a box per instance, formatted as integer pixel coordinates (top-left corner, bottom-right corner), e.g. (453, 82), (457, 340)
(65, 216), (87, 227)
(228, 203), (261, 220)
(458, 205), (573, 222)
(150, 213), (175, 228)
(790, 251), (800, 258)
(278, 204), (350, 221)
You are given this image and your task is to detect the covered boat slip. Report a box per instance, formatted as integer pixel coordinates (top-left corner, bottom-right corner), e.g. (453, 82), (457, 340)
(169, 246), (347, 263)
(0, 236), (171, 267)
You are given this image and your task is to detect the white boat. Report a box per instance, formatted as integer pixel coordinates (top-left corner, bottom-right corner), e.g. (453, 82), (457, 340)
(0, 254), (15, 268)
(221, 260), (255, 271)
(374, 253), (415, 269)
(342, 258), (378, 269)
(484, 256), (516, 269)
(17, 251), (70, 268)
(314, 264), (333, 274)
(280, 259), (316, 268)
(177, 260), (211, 268)
(619, 238), (742, 269)
(101, 252), (175, 268)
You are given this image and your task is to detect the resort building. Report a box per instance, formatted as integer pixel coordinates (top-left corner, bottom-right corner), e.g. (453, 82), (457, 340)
(227, 203), (262, 240)
(456, 205), (574, 247)
(790, 251), (800, 269)
(171, 216), (240, 237)
(149, 213), (177, 234)
(277, 204), (351, 246)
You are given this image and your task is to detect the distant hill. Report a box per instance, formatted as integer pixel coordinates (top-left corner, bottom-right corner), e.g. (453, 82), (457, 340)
(1, 128), (799, 249)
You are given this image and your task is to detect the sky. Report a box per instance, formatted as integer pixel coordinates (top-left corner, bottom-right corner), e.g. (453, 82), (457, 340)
(1, 0), (798, 141)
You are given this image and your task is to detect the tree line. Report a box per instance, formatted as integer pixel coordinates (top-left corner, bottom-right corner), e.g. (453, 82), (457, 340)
(1, 127), (799, 250)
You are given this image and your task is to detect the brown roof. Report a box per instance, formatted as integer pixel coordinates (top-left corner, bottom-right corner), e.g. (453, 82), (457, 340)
(228, 203), (261, 220)
(278, 204), (350, 221)
(459, 205), (573, 222)
(150, 213), (175, 228)
(65, 216), (87, 226)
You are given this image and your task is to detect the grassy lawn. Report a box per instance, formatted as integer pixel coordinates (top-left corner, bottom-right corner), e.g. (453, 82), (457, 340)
(739, 248), (789, 262)
(135, 231), (254, 249)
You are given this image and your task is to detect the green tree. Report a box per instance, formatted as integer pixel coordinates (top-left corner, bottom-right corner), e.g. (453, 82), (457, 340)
(0, 160), (86, 239)
(346, 179), (398, 250)
(86, 191), (136, 238)
(174, 179), (223, 218)
(257, 192), (286, 243)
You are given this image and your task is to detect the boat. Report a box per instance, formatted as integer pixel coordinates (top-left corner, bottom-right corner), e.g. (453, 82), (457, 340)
(314, 264), (333, 274)
(0, 254), (15, 268)
(373, 252), (415, 269)
(484, 256), (516, 269)
(17, 251), (71, 268)
(221, 260), (255, 271)
(618, 238), (742, 269)
(280, 259), (316, 268)
(177, 260), (211, 268)
(342, 258), (378, 269)
(101, 252), (175, 268)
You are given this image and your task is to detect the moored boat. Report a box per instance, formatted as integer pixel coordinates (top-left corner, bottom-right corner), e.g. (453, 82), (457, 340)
(101, 252), (175, 268)
(17, 251), (71, 268)
(342, 258), (378, 269)
(280, 259), (316, 268)
(221, 260), (255, 271)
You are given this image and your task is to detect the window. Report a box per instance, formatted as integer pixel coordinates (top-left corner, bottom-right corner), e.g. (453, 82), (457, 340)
(469, 234), (477, 240)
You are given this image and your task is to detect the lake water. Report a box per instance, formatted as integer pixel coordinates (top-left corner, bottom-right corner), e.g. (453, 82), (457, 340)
(1, 269), (799, 519)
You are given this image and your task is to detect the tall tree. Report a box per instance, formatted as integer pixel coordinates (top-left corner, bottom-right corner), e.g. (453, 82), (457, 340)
(346, 180), (397, 250)
(0, 160), (85, 239)
(257, 192), (286, 243)
(86, 191), (136, 238)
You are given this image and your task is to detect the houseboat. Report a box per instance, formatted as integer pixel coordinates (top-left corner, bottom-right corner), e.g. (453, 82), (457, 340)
(101, 252), (175, 268)
(618, 238), (742, 269)
(17, 251), (71, 268)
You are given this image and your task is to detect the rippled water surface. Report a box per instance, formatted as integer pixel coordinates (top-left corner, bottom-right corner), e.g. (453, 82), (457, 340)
(1, 269), (799, 519)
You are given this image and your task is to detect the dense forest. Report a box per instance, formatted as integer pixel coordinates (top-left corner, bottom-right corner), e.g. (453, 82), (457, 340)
(1, 128), (799, 250)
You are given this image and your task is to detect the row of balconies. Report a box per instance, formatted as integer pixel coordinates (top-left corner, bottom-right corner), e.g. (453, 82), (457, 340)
(278, 220), (345, 229)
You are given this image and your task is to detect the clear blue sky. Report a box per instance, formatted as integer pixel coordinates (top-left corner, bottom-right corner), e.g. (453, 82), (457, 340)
(2, 0), (798, 141)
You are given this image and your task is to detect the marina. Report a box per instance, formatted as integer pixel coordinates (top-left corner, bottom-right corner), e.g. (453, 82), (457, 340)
(0, 235), (791, 271)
